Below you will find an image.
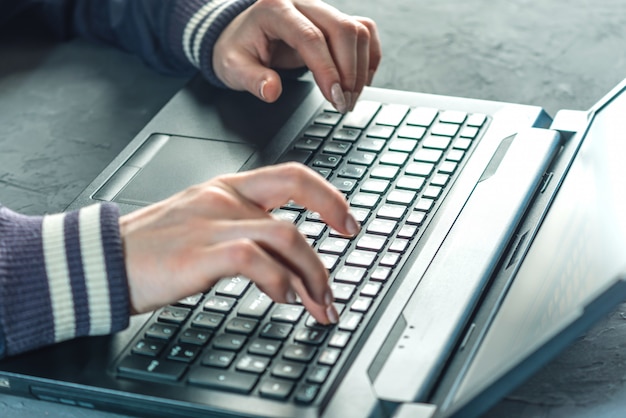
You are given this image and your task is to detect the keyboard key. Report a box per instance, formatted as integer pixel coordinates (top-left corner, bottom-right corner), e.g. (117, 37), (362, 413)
(157, 306), (190, 325)
(405, 161), (434, 177)
(396, 175), (425, 191)
(361, 282), (382, 297)
(337, 164), (367, 179)
(351, 297), (373, 313)
(366, 218), (396, 235)
(215, 276), (250, 298)
(271, 304), (305, 323)
(294, 328), (328, 345)
(318, 348), (342, 366)
(348, 151), (376, 166)
(366, 125), (395, 139)
(460, 126), (479, 139)
(312, 153), (341, 168)
(283, 344), (317, 362)
(370, 165), (399, 180)
(318, 237), (351, 255)
(118, 356), (186, 382)
(438, 110), (467, 124)
(248, 339), (282, 357)
(377, 204), (407, 220)
(374, 103), (410, 126)
(397, 224), (418, 239)
(225, 318), (259, 335)
(304, 124), (332, 138)
(238, 287), (273, 318)
(212, 334), (247, 351)
(338, 312), (363, 332)
(397, 125), (426, 140)
(406, 211), (427, 225)
(361, 178), (390, 194)
(203, 295), (237, 314)
(357, 235), (387, 251)
(328, 330), (352, 348)
(191, 312), (224, 330)
(380, 151), (409, 166)
(453, 138), (472, 150)
(330, 283), (356, 303)
(351, 192), (380, 208)
(188, 369), (258, 394)
(146, 323), (177, 341)
(342, 100), (381, 129)
(431, 123), (459, 137)
(132, 339), (165, 357)
(260, 322), (293, 340)
(415, 198), (435, 212)
(422, 135), (452, 150)
(202, 349), (236, 368)
(370, 266), (391, 282)
(414, 148), (443, 163)
(298, 221), (326, 239)
(271, 209), (300, 223)
(431, 173), (450, 187)
(406, 107), (438, 127)
(259, 378), (295, 400)
(294, 137), (322, 151)
(278, 149), (311, 164)
(307, 365), (331, 384)
(387, 190), (416, 205)
(466, 113), (487, 127)
(389, 239), (410, 253)
(423, 185), (443, 199)
(334, 266), (367, 284)
(357, 137), (386, 152)
(346, 250), (377, 268)
(331, 177), (357, 194)
(167, 343), (200, 363)
(179, 328), (212, 346)
(446, 149), (465, 162)
(295, 383), (320, 404)
(315, 112), (342, 126)
(236, 354), (271, 374)
(333, 127), (361, 142)
(272, 361), (306, 380)
(175, 293), (203, 308)
(324, 141), (352, 155)
(319, 253), (340, 270)
(388, 138), (418, 153)
(438, 161), (457, 174)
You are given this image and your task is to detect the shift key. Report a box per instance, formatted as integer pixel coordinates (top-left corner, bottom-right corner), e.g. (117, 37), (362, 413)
(238, 287), (273, 318)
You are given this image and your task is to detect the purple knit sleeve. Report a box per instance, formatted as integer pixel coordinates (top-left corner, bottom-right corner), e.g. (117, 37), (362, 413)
(0, 203), (129, 357)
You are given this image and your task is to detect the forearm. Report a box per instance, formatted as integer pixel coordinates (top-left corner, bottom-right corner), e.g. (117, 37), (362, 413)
(0, 203), (129, 357)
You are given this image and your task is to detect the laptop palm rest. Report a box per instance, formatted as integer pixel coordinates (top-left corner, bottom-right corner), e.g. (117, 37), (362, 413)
(93, 134), (256, 206)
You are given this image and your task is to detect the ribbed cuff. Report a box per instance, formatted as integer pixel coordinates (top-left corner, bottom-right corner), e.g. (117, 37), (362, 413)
(168, 0), (256, 88)
(0, 203), (129, 357)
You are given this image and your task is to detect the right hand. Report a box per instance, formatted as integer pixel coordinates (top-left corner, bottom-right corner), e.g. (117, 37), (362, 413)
(119, 162), (360, 324)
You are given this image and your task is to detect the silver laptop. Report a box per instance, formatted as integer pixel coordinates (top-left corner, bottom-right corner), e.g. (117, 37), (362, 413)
(1, 73), (625, 418)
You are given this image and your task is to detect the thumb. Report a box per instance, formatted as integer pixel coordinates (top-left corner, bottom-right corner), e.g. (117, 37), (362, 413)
(218, 53), (284, 103)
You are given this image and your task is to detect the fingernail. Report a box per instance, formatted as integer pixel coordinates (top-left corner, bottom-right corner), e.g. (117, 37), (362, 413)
(259, 79), (268, 100)
(326, 304), (339, 324)
(324, 289), (334, 306)
(345, 213), (361, 236)
(285, 289), (297, 304)
(331, 83), (347, 113)
(344, 91), (353, 112)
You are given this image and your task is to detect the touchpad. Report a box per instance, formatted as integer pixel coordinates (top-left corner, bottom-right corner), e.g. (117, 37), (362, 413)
(94, 134), (256, 206)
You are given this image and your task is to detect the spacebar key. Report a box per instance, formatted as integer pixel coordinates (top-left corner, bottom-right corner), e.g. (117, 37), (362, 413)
(188, 369), (259, 393)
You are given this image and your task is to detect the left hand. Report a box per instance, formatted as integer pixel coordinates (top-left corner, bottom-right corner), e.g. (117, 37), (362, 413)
(212, 0), (382, 112)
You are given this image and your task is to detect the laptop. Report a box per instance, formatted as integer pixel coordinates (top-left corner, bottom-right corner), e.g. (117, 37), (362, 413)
(1, 71), (626, 418)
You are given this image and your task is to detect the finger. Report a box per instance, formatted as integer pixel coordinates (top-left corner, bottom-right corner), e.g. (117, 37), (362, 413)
(217, 162), (360, 236)
(355, 16), (382, 86)
(256, 2), (348, 112)
(214, 48), (285, 103)
(205, 218), (331, 306)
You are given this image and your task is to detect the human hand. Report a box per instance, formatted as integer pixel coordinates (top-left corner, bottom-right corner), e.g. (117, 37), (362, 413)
(213, 0), (382, 113)
(119, 162), (359, 324)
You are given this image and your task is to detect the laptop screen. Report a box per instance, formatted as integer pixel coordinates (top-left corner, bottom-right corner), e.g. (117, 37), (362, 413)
(447, 83), (626, 414)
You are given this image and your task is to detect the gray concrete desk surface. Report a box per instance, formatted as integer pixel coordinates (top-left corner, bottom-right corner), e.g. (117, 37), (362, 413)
(1, 0), (626, 416)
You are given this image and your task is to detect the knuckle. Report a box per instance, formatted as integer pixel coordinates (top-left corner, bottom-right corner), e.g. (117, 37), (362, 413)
(227, 239), (259, 267)
(273, 221), (303, 248)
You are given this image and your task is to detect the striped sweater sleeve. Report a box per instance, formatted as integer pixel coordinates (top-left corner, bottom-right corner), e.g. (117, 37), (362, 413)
(0, 203), (129, 358)
(68, 0), (257, 88)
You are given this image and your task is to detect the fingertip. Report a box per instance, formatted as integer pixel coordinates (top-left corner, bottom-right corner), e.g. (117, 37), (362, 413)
(259, 74), (283, 103)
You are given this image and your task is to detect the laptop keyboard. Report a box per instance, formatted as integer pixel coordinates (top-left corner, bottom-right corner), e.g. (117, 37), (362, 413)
(116, 100), (488, 405)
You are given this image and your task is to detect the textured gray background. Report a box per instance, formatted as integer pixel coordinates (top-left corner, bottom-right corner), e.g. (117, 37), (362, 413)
(1, 0), (626, 417)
